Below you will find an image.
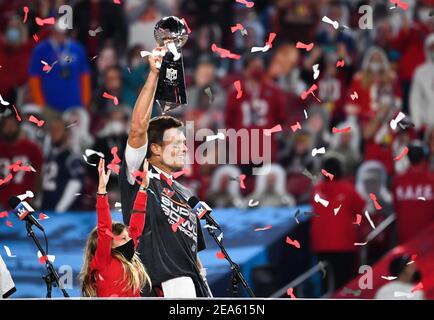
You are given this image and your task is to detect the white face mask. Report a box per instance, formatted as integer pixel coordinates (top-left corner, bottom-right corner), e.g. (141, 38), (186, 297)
(107, 121), (125, 135)
(418, 8), (432, 23)
(369, 62), (382, 73)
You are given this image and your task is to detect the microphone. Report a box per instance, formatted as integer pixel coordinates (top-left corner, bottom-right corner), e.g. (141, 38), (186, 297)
(8, 196), (44, 231)
(187, 196), (221, 231)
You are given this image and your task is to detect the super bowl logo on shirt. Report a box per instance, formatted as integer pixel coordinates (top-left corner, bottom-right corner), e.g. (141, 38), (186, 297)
(166, 68), (177, 81)
(161, 193), (198, 242)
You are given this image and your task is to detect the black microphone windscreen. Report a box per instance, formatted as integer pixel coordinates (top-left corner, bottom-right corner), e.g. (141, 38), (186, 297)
(187, 196), (199, 208)
(8, 196), (21, 209)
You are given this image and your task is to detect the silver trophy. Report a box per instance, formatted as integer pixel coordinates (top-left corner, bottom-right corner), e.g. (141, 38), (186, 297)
(154, 16), (188, 112)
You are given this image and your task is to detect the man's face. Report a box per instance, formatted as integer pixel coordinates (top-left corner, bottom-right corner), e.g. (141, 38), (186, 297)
(160, 128), (187, 171)
(1, 117), (20, 142)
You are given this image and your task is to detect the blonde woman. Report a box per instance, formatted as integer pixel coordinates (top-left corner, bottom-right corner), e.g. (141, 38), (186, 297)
(80, 158), (150, 297)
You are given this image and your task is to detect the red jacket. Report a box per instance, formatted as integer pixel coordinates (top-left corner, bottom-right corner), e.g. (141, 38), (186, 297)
(392, 164), (434, 243)
(310, 179), (366, 253)
(91, 191), (147, 297)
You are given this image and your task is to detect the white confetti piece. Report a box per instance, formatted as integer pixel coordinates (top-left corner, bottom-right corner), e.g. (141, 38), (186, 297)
(312, 64), (320, 80)
(250, 45), (270, 53)
(364, 210), (376, 229)
(4, 245), (16, 257)
(115, 202), (122, 208)
(0, 94), (10, 106)
(354, 242), (368, 246)
(312, 147), (326, 157)
(382, 276), (398, 281)
(322, 16), (339, 29)
(314, 194), (329, 207)
(248, 199), (259, 207)
(37, 251), (55, 263)
(333, 204), (342, 216)
(206, 132), (225, 142)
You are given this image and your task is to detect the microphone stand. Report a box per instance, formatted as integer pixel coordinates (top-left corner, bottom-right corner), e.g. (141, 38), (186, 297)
(205, 225), (255, 297)
(25, 221), (69, 298)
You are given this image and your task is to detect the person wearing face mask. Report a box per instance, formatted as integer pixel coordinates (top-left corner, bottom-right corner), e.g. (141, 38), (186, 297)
(80, 159), (151, 297)
(410, 33), (434, 132)
(40, 118), (85, 212)
(375, 255), (424, 300)
(0, 110), (43, 210)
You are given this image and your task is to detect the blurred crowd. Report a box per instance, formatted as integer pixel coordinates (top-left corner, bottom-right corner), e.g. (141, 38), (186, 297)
(1, 0), (434, 294)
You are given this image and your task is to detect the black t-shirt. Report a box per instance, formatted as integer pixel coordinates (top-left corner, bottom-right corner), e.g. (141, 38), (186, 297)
(119, 158), (209, 297)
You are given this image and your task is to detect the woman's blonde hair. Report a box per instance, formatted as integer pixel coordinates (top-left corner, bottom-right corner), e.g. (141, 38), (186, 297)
(80, 222), (151, 297)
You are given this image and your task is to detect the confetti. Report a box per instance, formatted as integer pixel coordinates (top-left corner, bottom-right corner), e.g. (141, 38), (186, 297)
(353, 214), (362, 226)
(102, 92), (119, 106)
(11, 105), (21, 122)
(0, 173), (13, 186)
(23, 6), (29, 24)
(364, 210), (376, 229)
(411, 282), (423, 293)
(41, 60), (58, 73)
(113, 0), (121, 4)
(28, 115), (45, 127)
(88, 26), (103, 37)
(167, 41), (181, 61)
(211, 43), (241, 60)
(239, 174), (246, 189)
(35, 17), (56, 26)
(85, 149), (105, 159)
(287, 287), (297, 299)
(301, 84), (320, 101)
(234, 80), (243, 99)
(204, 87), (214, 104)
(407, 254), (417, 264)
(6, 220), (13, 227)
(321, 169), (334, 181)
(389, 0), (409, 10)
(294, 209), (301, 224)
(312, 64), (320, 80)
(114, 202), (122, 208)
(319, 261), (327, 278)
(265, 33), (277, 48)
(230, 23), (245, 33)
(314, 194), (329, 207)
(206, 132), (225, 142)
(37, 251), (55, 264)
(251, 45), (270, 53)
(336, 59), (345, 68)
(394, 146), (409, 161)
(4, 246), (16, 258)
(301, 168), (317, 183)
(290, 122), (301, 132)
(0, 94), (10, 105)
(172, 168), (190, 179)
(332, 126), (351, 134)
(264, 124), (282, 136)
(286, 236), (301, 249)
(333, 204), (342, 216)
(354, 242), (368, 246)
(33, 34), (39, 42)
(248, 199), (259, 207)
(216, 251), (225, 259)
(390, 112), (406, 130)
(163, 188), (175, 198)
(342, 287), (361, 296)
(254, 225), (272, 232)
(322, 16), (339, 29)
(311, 147), (326, 157)
(295, 41), (314, 52)
(369, 193), (383, 210)
(0, 211), (8, 218)
(350, 91), (359, 100)
(304, 109), (308, 119)
(38, 213), (49, 220)
(235, 0), (254, 8)
(172, 217), (186, 233)
(382, 276), (398, 281)
(417, 197), (426, 201)
(181, 18), (191, 34)
(90, 55), (98, 61)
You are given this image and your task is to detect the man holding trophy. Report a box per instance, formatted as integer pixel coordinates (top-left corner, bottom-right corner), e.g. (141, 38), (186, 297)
(119, 16), (212, 297)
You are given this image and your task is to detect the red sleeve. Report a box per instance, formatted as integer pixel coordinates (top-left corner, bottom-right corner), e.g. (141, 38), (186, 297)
(93, 194), (113, 269)
(129, 190), (148, 247)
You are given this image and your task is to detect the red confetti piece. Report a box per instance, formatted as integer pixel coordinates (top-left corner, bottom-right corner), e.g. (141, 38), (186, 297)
(411, 254), (417, 261)
(29, 115), (45, 127)
(107, 146), (121, 175)
(353, 214), (362, 226)
(239, 174), (246, 190)
(295, 41), (314, 52)
(394, 147), (408, 161)
(39, 255), (48, 264)
(160, 173), (173, 186)
(411, 282), (423, 293)
(350, 91), (358, 100)
(171, 217), (185, 233)
(216, 251), (225, 259)
(0, 173), (13, 186)
(211, 43), (241, 60)
(98, 273), (104, 281)
(11, 104), (22, 122)
(290, 122), (301, 132)
(332, 126), (351, 134)
(102, 92), (119, 105)
(336, 59), (345, 68)
(235, 0), (254, 8)
(0, 211), (8, 218)
(265, 33), (277, 48)
(254, 225), (272, 232)
(389, 0), (409, 10)
(23, 6), (29, 24)
(163, 188), (175, 198)
(39, 213), (49, 220)
(8, 160), (22, 172)
(113, 0), (121, 4)
(287, 287), (297, 299)
(369, 193), (383, 210)
(35, 17), (55, 26)
(231, 23), (245, 33)
(6, 220), (13, 227)
(172, 168), (190, 179)
(181, 18), (192, 34)
(33, 34), (39, 42)
(321, 169), (334, 181)
(301, 84), (320, 101)
(234, 80), (243, 99)
(264, 124), (282, 136)
(286, 236), (301, 249)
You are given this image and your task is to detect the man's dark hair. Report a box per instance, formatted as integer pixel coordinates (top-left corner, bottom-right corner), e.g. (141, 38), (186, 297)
(146, 115), (184, 158)
(389, 255), (411, 278)
(322, 156), (343, 180)
(407, 140), (427, 165)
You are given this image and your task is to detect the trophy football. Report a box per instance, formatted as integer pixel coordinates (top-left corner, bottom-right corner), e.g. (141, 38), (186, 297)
(154, 16), (189, 112)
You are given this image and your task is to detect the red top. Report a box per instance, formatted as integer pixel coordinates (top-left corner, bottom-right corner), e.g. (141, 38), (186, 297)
(392, 164), (434, 244)
(91, 191), (147, 297)
(310, 180), (366, 253)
